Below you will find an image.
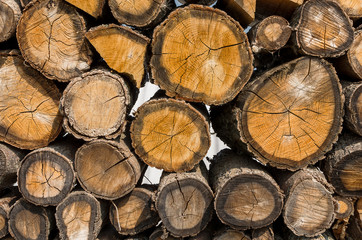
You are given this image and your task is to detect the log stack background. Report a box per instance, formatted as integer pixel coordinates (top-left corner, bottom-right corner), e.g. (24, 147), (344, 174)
(0, 0), (361, 239)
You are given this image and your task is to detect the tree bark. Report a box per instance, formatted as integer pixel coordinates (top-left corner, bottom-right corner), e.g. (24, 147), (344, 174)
(149, 227), (181, 240)
(0, 0), (21, 43)
(55, 191), (107, 240)
(65, 0), (105, 18)
(86, 24), (150, 88)
(108, 0), (174, 29)
(0, 51), (63, 150)
(0, 188), (19, 238)
(8, 198), (54, 240)
(290, 0), (354, 58)
(151, 4), (253, 105)
(17, 141), (77, 206)
(155, 163), (213, 237)
(341, 81), (362, 136)
(215, 0), (256, 27)
(255, 0), (303, 19)
(75, 139), (143, 200)
(17, 0), (92, 81)
(210, 149), (283, 230)
(276, 167), (335, 237)
(211, 56), (344, 171)
(334, 196), (354, 220)
(324, 132), (362, 197)
(252, 226), (274, 240)
(131, 97), (210, 172)
(109, 185), (159, 235)
(61, 69), (133, 141)
(0, 143), (25, 190)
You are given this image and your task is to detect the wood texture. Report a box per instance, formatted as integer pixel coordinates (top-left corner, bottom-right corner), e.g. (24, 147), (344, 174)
(149, 227), (180, 240)
(290, 0), (354, 58)
(256, 0), (303, 19)
(108, 0), (174, 28)
(214, 228), (251, 240)
(212, 57), (344, 170)
(8, 198), (54, 240)
(210, 149), (283, 230)
(0, 144), (25, 189)
(0, 0), (21, 43)
(215, 0), (256, 27)
(179, 0), (217, 5)
(342, 81), (362, 136)
(252, 226), (274, 240)
(0, 189), (19, 238)
(109, 186), (159, 235)
(151, 4), (253, 105)
(334, 196), (354, 220)
(131, 98), (210, 172)
(0, 52), (63, 150)
(75, 139), (143, 200)
(17, 0), (92, 81)
(65, 0), (105, 18)
(17, 142), (76, 206)
(324, 133), (362, 197)
(56, 191), (106, 240)
(86, 24), (150, 88)
(61, 69), (132, 141)
(277, 168), (335, 237)
(155, 163), (213, 237)
(332, 0), (362, 20)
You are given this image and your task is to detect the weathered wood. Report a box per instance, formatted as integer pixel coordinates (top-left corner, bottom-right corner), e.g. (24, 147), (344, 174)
(290, 0), (354, 58)
(131, 97), (210, 172)
(151, 4), (253, 105)
(65, 0), (105, 18)
(210, 149), (283, 230)
(0, 144), (25, 189)
(17, 0), (92, 81)
(332, 0), (362, 20)
(56, 191), (107, 240)
(346, 198), (361, 239)
(277, 167), (335, 237)
(0, 0), (21, 43)
(252, 226), (274, 240)
(75, 139), (143, 200)
(17, 141), (77, 206)
(0, 52), (63, 150)
(179, 0), (217, 5)
(61, 69), (132, 141)
(248, 15), (291, 54)
(214, 228), (251, 240)
(155, 163), (213, 237)
(8, 198), (54, 240)
(86, 24), (150, 88)
(324, 133), (362, 197)
(256, 0), (303, 19)
(0, 188), (19, 238)
(108, 0), (174, 28)
(149, 227), (180, 240)
(334, 196), (354, 220)
(109, 185), (159, 235)
(341, 81), (362, 136)
(215, 0), (256, 27)
(211, 57), (344, 170)
(287, 230), (336, 240)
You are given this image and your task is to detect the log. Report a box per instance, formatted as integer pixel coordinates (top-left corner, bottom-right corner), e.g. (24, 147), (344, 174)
(346, 198), (361, 239)
(86, 24), (150, 88)
(213, 228), (251, 240)
(332, 0), (362, 20)
(17, 141), (77, 206)
(290, 0), (354, 58)
(211, 56), (344, 171)
(17, 0), (92, 81)
(356, 198), (362, 224)
(60, 69), (133, 141)
(324, 133), (362, 197)
(277, 167), (335, 237)
(109, 185), (159, 235)
(334, 196), (354, 220)
(75, 140), (143, 200)
(8, 198), (54, 240)
(209, 149), (283, 230)
(0, 143), (25, 189)
(255, 0), (303, 19)
(131, 97), (210, 172)
(0, 0), (21, 43)
(341, 81), (362, 136)
(108, 0), (174, 28)
(149, 227), (180, 240)
(155, 163), (213, 237)
(287, 230), (336, 240)
(252, 226), (274, 240)
(215, 0), (256, 27)
(0, 51), (63, 150)
(334, 30), (362, 80)
(151, 4), (253, 105)
(248, 15), (291, 54)
(55, 191), (107, 240)
(65, 0), (105, 18)
(0, 188), (19, 238)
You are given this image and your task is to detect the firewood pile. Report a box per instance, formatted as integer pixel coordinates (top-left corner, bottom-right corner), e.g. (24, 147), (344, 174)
(0, 0), (361, 239)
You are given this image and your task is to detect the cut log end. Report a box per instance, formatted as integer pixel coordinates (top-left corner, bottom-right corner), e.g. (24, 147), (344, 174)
(216, 0), (256, 27)
(237, 57), (343, 170)
(75, 140), (142, 200)
(0, 0), (21, 43)
(17, 0), (92, 81)
(214, 228), (251, 240)
(333, 0), (362, 20)
(65, 0), (105, 18)
(61, 69), (132, 141)
(86, 25), (150, 88)
(334, 196), (354, 219)
(151, 4), (253, 105)
(131, 98), (210, 172)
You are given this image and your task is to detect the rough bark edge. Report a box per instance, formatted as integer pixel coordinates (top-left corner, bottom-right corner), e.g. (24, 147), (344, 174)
(0, 143), (25, 189)
(236, 56), (344, 171)
(150, 4), (254, 106)
(342, 81), (362, 136)
(0, 0), (21, 42)
(334, 195), (354, 219)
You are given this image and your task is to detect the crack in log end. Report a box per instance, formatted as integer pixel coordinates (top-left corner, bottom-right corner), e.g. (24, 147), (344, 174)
(61, 200), (91, 240)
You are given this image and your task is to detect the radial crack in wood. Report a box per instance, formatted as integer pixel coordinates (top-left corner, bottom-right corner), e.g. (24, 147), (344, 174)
(151, 4), (253, 105)
(17, 0), (92, 81)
